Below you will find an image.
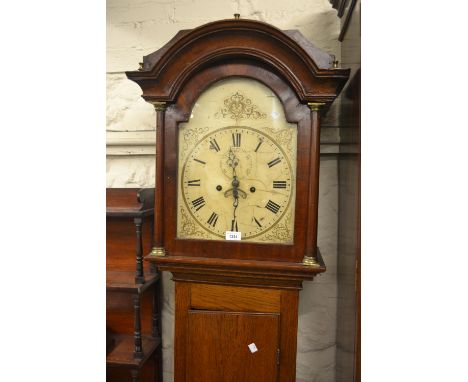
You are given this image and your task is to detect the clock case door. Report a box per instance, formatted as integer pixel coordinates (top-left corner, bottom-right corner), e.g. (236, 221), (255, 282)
(126, 19), (349, 268)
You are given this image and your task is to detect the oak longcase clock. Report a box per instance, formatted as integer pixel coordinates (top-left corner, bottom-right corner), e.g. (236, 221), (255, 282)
(127, 16), (349, 382)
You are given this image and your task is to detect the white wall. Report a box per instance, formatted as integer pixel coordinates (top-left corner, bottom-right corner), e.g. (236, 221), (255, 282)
(106, 1), (342, 380)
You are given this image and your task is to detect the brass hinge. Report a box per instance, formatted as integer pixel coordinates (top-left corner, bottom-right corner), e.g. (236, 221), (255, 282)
(276, 348), (280, 365)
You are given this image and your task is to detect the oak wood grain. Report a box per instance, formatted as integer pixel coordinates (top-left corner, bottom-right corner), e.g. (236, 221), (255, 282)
(106, 291), (153, 335)
(187, 310), (279, 382)
(107, 217), (153, 272)
(190, 284), (281, 313)
(279, 290), (299, 381)
(174, 282), (191, 382)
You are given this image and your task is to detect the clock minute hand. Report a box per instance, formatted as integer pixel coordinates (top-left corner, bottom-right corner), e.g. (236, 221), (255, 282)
(231, 175), (240, 231)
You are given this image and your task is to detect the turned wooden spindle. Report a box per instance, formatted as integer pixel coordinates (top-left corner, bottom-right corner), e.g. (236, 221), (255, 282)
(134, 217), (145, 284)
(133, 295), (143, 359)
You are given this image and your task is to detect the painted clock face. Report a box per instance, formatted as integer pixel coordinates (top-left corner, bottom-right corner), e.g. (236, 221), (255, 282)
(177, 78), (297, 244)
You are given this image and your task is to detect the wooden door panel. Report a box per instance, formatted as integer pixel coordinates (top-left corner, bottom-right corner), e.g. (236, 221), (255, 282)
(187, 310), (279, 382)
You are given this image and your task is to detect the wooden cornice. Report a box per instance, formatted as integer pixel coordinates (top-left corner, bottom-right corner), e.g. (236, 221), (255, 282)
(126, 18), (349, 109)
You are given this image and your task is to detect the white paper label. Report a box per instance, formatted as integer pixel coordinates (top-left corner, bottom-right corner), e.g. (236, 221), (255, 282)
(225, 231), (242, 241)
(248, 343), (258, 353)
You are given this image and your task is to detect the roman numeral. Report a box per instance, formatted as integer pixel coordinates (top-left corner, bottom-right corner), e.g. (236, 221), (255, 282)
(191, 196), (206, 211)
(273, 181), (287, 189)
(209, 138), (220, 152)
(232, 132), (241, 147)
(193, 158), (206, 165)
(253, 217), (262, 227)
(265, 200), (281, 214)
(207, 212), (219, 227)
(187, 179), (201, 187)
(231, 219), (238, 232)
(254, 138), (263, 152)
(267, 157), (282, 168)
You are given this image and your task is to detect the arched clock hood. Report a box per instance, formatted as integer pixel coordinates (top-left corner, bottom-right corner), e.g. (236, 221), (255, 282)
(126, 18), (349, 109)
(125, 16), (350, 282)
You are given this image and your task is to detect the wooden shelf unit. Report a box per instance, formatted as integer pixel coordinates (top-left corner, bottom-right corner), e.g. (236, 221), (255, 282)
(106, 188), (162, 382)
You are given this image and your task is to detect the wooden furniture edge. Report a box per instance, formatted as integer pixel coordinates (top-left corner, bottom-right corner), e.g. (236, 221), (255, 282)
(106, 208), (154, 218)
(106, 334), (162, 369)
(106, 188), (155, 218)
(145, 249), (326, 289)
(106, 271), (159, 293)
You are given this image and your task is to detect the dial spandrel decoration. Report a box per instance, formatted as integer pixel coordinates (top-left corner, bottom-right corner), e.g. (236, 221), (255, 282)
(177, 78), (297, 244)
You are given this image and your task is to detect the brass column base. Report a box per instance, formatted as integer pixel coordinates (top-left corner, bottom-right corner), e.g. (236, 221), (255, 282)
(150, 247), (166, 257)
(302, 255), (319, 267)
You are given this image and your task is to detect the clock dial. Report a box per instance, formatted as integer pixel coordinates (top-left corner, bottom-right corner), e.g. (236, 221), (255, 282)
(177, 77), (297, 244)
(181, 126), (293, 239)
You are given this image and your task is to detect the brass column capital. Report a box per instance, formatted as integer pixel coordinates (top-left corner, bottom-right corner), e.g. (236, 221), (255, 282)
(149, 101), (167, 111)
(307, 102), (326, 111)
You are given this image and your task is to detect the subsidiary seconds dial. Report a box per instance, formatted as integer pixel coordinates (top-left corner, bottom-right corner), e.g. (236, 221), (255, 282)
(181, 126), (293, 239)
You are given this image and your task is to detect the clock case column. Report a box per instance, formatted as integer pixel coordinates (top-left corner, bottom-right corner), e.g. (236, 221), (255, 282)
(148, 101), (167, 259)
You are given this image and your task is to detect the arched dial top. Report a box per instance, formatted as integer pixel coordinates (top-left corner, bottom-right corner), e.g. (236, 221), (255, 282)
(177, 77), (297, 244)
